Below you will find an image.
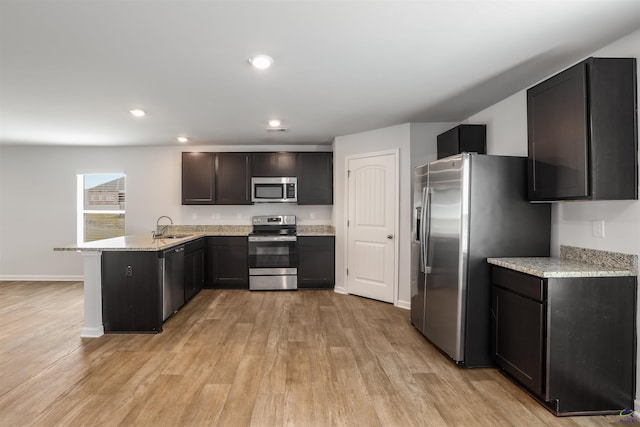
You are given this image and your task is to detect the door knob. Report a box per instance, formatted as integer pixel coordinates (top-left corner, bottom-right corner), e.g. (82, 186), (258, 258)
(387, 234), (393, 239)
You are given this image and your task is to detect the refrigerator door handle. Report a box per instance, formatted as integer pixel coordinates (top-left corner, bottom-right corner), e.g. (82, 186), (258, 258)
(420, 186), (432, 274)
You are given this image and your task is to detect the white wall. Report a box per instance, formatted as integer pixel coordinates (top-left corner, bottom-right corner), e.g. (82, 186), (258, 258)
(464, 28), (640, 406)
(465, 28), (640, 258)
(0, 144), (332, 279)
(333, 122), (453, 308)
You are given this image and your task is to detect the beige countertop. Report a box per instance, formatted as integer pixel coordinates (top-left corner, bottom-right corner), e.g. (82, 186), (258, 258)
(54, 232), (206, 252)
(487, 257), (636, 278)
(54, 224), (335, 252)
(297, 225), (335, 236)
(487, 245), (637, 278)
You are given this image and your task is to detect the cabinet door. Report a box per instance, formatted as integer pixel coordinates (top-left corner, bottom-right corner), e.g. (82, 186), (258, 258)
(252, 152), (297, 176)
(207, 236), (249, 289)
(216, 153), (251, 205)
(527, 62), (589, 200)
(184, 247), (204, 301)
(297, 236), (334, 288)
(437, 125), (486, 159)
(492, 286), (545, 398)
(182, 152), (215, 204)
(102, 251), (161, 333)
(297, 152), (333, 205)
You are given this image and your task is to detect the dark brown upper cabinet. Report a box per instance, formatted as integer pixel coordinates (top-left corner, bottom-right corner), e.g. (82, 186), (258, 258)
(181, 152), (251, 205)
(527, 57), (637, 201)
(215, 153), (251, 205)
(182, 152), (215, 204)
(297, 152), (333, 205)
(183, 151), (333, 205)
(252, 152), (297, 177)
(436, 124), (486, 159)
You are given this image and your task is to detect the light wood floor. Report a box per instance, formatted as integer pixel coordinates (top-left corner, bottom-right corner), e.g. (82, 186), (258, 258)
(0, 281), (628, 426)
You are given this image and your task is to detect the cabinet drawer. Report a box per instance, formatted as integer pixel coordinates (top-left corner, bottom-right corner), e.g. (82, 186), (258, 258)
(491, 266), (545, 302)
(207, 236), (247, 246)
(298, 236), (334, 247)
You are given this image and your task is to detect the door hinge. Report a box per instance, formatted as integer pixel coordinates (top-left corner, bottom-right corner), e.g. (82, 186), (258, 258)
(347, 220), (349, 227)
(348, 170), (351, 177)
(346, 268), (349, 276)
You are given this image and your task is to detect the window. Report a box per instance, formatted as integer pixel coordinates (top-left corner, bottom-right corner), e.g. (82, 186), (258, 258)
(77, 173), (126, 243)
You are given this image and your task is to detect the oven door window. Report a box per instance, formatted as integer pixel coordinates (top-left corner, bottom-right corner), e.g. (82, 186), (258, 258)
(254, 184), (284, 200)
(249, 241), (297, 269)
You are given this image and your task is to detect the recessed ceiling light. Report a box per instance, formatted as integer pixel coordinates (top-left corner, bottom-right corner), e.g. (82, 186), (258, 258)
(248, 54), (273, 70)
(268, 119), (281, 127)
(177, 136), (188, 143)
(129, 109), (146, 117)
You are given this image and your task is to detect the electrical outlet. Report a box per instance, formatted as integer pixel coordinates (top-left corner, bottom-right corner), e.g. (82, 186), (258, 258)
(592, 220), (605, 238)
(126, 265), (133, 277)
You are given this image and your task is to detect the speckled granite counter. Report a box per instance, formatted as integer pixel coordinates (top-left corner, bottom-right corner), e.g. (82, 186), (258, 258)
(54, 225), (252, 252)
(165, 225), (251, 236)
(54, 233), (203, 252)
(53, 224), (335, 252)
(297, 225), (335, 236)
(488, 245), (637, 278)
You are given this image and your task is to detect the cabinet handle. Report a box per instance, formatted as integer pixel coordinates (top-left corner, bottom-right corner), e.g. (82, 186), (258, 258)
(246, 155), (250, 202)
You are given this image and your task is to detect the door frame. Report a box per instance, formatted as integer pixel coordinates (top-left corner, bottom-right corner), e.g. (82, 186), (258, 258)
(343, 149), (400, 305)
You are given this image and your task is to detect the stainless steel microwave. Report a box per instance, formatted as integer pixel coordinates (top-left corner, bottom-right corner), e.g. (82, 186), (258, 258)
(251, 177), (297, 203)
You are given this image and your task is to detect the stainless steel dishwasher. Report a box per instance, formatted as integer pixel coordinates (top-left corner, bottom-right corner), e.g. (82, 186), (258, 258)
(161, 245), (185, 320)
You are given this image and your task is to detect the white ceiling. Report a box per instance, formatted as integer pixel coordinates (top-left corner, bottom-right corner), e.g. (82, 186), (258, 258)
(1, 1), (640, 147)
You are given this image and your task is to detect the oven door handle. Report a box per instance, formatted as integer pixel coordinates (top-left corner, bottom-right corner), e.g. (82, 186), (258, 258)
(248, 235), (297, 242)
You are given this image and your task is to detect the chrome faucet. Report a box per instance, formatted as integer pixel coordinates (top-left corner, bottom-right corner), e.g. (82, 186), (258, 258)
(154, 216), (174, 238)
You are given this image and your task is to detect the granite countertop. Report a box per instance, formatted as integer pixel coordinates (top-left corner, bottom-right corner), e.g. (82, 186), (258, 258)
(297, 225), (335, 236)
(54, 232), (206, 252)
(54, 225), (252, 252)
(54, 224), (335, 252)
(488, 245), (637, 278)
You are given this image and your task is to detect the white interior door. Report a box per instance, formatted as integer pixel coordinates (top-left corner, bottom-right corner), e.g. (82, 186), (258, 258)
(346, 152), (397, 303)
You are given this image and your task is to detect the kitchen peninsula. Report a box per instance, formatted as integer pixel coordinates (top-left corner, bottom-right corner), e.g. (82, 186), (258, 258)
(54, 224), (335, 337)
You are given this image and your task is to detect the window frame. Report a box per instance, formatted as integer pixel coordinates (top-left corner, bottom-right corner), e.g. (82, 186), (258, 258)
(77, 173), (126, 244)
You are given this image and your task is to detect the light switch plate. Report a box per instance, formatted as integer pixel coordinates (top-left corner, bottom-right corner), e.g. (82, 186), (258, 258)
(592, 220), (605, 238)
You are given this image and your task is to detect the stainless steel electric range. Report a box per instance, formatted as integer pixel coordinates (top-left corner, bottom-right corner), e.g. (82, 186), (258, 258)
(248, 215), (297, 290)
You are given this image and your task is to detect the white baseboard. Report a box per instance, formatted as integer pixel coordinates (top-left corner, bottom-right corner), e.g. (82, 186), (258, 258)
(333, 286), (347, 295)
(0, 275), (84, 282)
(395, 299), (410, 310)
(80, 326), (104, 338)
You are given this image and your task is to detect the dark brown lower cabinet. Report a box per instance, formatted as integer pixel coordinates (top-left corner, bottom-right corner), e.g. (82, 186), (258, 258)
(492, 284), (545, 397)
(206, 236), (249, 289)
(297, 236), (335, 288)
(102, 251), (162, 333)
(491, 266), (636, 415)
(184, 238), (205, 301)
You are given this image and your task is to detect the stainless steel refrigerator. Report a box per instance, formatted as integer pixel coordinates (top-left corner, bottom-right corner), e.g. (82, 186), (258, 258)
(411, 153), (550, 367)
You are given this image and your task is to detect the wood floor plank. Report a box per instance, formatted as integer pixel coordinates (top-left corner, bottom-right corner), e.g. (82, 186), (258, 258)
(250, 392), (285, 426)
(216, 354), (265, 426)
(0, 281), (630, 427)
